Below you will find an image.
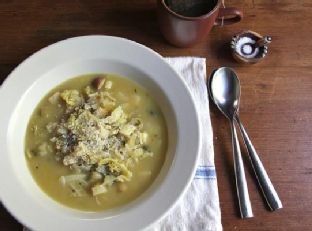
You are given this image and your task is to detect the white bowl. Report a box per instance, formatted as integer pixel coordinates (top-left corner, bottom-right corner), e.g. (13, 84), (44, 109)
(0, 36), (201, 231)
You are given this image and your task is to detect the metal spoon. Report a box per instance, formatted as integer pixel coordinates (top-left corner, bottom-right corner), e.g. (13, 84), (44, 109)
(255, 36), (272, 47)
(209, 67), (283, 212)
(210, 67), (253, 218)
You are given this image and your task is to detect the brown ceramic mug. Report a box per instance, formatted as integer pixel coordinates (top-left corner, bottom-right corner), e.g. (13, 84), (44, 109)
(157, 0), (243, 47)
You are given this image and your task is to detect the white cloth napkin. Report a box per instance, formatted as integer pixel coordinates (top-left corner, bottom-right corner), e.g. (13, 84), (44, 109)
(148, 57), (222, 231)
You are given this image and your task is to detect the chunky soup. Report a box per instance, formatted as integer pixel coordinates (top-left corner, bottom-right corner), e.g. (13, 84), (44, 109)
(25, 74), (167, 211)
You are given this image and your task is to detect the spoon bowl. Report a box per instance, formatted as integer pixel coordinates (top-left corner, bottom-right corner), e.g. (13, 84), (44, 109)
(210, 67), (240, 119)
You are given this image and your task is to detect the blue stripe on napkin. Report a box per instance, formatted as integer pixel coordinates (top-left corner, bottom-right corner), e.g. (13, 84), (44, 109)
(194, 166), (216, 179)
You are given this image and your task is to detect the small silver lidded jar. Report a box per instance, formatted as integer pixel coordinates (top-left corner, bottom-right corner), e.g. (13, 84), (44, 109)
(231, 30), (272, 64)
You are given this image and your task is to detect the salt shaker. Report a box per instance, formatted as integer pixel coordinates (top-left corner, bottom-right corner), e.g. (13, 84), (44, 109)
(231, 30), (272, 64)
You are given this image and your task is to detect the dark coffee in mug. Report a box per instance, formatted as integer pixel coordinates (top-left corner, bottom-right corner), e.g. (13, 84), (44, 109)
(165, 0), (217, 17)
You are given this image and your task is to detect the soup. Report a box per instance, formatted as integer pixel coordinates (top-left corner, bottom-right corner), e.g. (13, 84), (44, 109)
(25, 74), (167, 211)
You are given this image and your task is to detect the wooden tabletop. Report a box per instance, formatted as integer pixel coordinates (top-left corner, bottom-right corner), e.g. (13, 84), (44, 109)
(1, 0), (311, 230)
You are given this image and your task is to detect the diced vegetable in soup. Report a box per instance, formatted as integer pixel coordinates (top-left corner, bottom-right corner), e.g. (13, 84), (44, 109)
(25, 74), (167, 211)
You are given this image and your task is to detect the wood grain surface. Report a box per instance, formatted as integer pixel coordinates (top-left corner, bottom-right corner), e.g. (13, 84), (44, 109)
(1, 0), (311, 230)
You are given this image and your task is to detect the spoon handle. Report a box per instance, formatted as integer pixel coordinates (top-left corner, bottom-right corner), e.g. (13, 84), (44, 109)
(235, 114), (283, 211)
(229, 120), (253, 218)
(255, 36), (272, 47)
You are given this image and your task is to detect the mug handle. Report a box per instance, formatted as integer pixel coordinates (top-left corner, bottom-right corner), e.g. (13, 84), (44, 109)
(214, 7), (243, 26)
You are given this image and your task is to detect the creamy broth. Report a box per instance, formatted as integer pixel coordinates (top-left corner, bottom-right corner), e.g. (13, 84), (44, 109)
(25, 74), (167, 211)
